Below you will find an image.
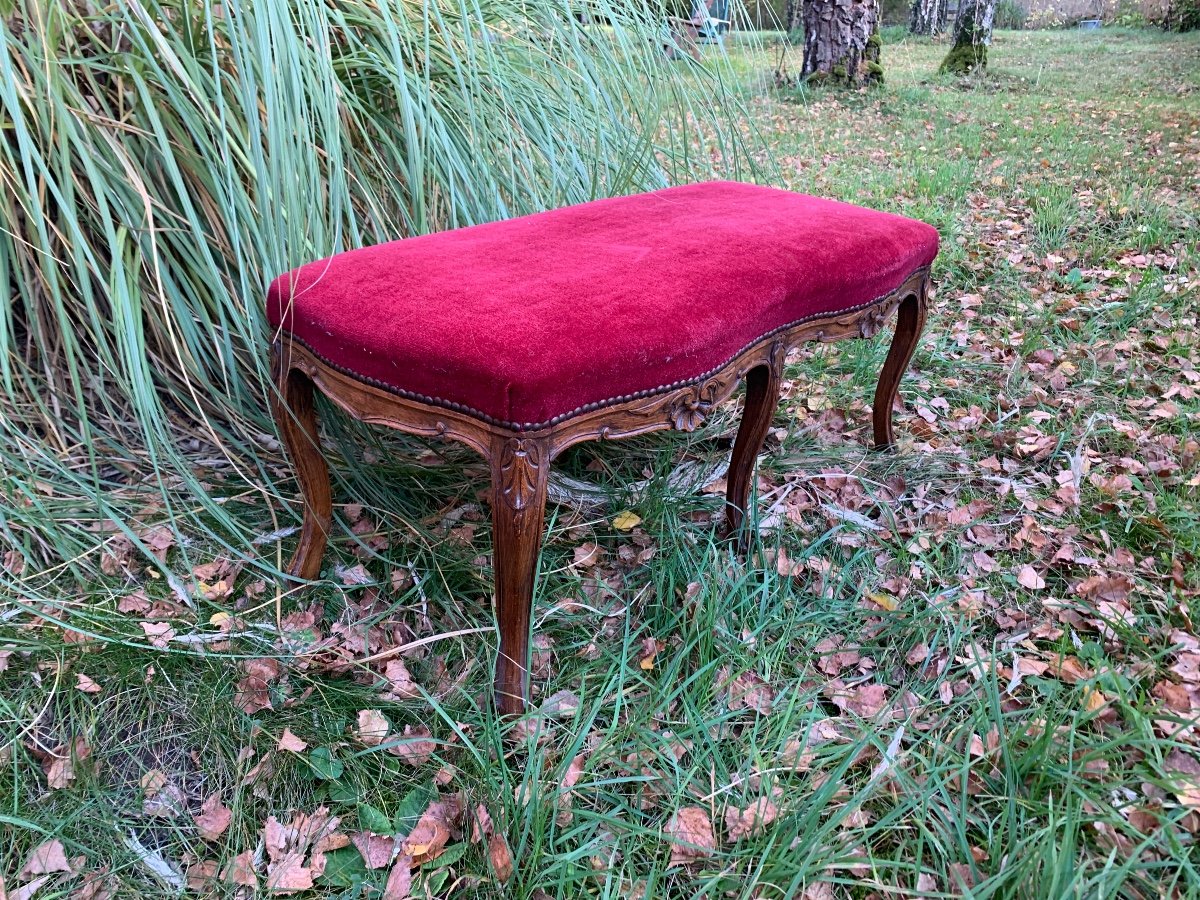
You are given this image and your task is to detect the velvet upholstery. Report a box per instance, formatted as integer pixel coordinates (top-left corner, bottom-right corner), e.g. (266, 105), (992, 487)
(267, 181), (938, 429)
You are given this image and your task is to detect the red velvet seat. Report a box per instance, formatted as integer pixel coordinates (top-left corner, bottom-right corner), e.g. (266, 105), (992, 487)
(267, 181), (938, 430)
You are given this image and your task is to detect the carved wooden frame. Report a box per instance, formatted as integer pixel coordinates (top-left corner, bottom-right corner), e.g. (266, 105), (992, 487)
(270, 267), (930, 715)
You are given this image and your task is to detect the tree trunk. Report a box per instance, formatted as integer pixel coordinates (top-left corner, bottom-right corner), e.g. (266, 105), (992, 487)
(909, 0), (947, 33)
(785, 0), (805, 42)
(939, 0), (996, 74)
(801, 0), (883, 85)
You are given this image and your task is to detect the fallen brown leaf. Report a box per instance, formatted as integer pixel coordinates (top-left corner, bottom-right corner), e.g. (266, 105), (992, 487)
(266, 851), (313, 893)
(725, 797), (778, 840)
(489, 832), (513, 882)
(116, 590), (151, 615)
(186, 859), (220, 892)
(355, 709), (390, 747)
(352, 832), (399, 870)
(1083, 688), (1108, 713)
(220, 851), (258, 888)
(1016, 565), (1046, 590)
(773, 546), (805, 578)
(471, 804), (495, 844)
(140, 621), (175, 648)
(573, 542), (603, 568)
(20, 839), (72, 878)
(44, 736), (91, 790)
(74, 866), (116, 900)
(724, 669), (775, 715)
(278, 728), (308, 753)
(234, 658), (282, 714)
(835, 683), (889, 717)
(400, 810), (449, 865)
(638, 637), (662, 671)
(338, 563), (372, 586)
(194, 793), (233, 841)
(75, 673), (102, 694)
(140, 769), (168, 795)
(263, 815), (289, 861)
(562, 753), (587, 791)
(391, 725), (435, 767)
(382, 855), (413, 899)
(382, 660), (421, 701)
(664, 807), (715, 866)
(140, 525), (175, 561)
(539, 689), (580, 719)
(1048, 654), (1092, 684)
(142, 777), (186, 818)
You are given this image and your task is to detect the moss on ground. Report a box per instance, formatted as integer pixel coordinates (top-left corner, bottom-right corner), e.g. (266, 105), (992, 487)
(940, 38), (989, 73)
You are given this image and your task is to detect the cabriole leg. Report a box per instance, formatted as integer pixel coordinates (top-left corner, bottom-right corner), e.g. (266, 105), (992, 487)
(489, 435), (550, 715)
(873, 279), (929, 450)
(725, 355), (783, 555)
(270, 341), (333, 579)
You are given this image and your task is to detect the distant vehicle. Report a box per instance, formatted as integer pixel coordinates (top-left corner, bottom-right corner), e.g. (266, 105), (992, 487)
(695, 0), (730, 42)
(663, 0), (730, 59)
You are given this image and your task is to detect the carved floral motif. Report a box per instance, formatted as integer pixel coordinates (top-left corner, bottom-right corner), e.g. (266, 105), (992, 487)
(766, 338), (788, 374)
(857, 297), (899, 339)
(667, 380), (721, 432)
(498, 438), (542, 510)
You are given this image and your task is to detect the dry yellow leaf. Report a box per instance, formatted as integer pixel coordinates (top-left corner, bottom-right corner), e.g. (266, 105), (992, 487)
(638, 637), (660, 671)
(612, 510), (641, 531)
(1083, 688), (1107, 713)
(868, 592), (898, 611)
(141, 768), (168, 796)
(209, 611), (231, 626)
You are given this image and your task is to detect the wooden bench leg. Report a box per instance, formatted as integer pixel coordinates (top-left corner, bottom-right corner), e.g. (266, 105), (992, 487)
(270, 341), (333, 579)
(872, 280), (929, 450)
(489, 435), (550, 716)
(725, 352), (783, 554)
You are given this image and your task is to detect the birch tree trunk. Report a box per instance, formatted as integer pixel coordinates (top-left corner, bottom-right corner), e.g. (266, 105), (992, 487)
(939, 0), (996, 74)
(908, 0), (947, 33)
(800, 0), (883, 85)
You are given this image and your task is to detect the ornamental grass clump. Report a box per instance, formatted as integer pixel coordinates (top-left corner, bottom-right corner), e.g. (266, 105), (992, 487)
(0, 0), (754, 580)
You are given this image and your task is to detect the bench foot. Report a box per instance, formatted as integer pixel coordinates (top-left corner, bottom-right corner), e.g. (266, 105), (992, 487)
(271, 341), (332, 580)
(490, 435), (550, 716)
(873, 279), (929, 451)
(724, 354), (783, 554)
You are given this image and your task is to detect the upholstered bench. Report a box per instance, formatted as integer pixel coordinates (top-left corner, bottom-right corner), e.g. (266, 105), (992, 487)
(267, 181), (937, 715)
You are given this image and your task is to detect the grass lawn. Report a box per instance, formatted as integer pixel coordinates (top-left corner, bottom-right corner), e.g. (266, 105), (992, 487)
(3, 25), (1200, 900)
